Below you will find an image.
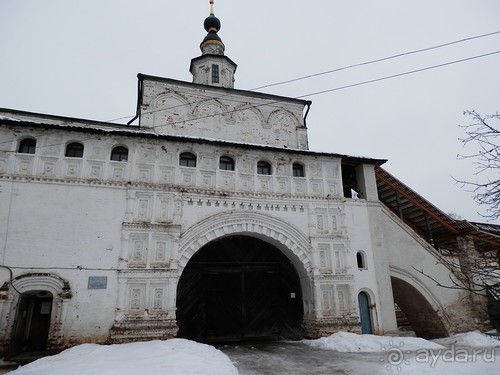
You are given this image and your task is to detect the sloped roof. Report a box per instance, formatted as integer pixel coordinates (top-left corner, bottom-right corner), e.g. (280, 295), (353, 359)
(376, 166), (500, 253)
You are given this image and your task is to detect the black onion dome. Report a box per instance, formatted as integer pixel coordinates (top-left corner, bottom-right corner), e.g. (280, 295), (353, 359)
(202, 32), (222, 45)
(204, 14), (221, 33)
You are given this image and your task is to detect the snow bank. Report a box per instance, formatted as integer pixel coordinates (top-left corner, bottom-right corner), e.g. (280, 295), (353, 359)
(8, 339), (238, 375)
(434, 331), (500, 348)
(303, 331), (444, 352)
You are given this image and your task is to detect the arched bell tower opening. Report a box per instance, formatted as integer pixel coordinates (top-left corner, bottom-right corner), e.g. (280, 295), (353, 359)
(177, 235), (304, 342)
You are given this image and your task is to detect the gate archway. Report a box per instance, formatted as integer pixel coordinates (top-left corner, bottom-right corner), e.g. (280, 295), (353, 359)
(177, 235), (304, 342)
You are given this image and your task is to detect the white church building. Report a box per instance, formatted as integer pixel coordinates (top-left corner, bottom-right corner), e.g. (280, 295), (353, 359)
(1, 2), (498, 357)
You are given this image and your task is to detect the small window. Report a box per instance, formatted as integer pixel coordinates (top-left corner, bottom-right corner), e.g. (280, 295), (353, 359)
(111, 146), (129, 162)
(180, 152), (197, 167)
(357, 251), (367, 269)
(65, 142), (84, 158)
(257, 161), (271, 175)
(18, 138), (36, 154)
(292, 163), (305, 177)
(212, 64), (220, 84)
(219, 156), (235, 171)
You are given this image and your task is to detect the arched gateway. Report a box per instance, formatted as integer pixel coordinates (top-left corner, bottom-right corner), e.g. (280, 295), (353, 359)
(176, 212), (313, 342)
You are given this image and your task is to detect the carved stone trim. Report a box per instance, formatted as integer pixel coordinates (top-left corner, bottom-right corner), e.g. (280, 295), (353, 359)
(178, 211), (312, 273)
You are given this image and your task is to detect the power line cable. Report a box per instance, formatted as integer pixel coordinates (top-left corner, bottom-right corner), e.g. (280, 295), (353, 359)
(296, 50), (500, 99)
(252, 30), (500, 91)
(0, 49), (499, 150)
(105, 29), (500, 123)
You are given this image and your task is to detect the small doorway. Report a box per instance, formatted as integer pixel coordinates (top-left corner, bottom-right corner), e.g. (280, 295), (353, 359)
(9, 291), (53, 357)
(358, 291), (373, 334)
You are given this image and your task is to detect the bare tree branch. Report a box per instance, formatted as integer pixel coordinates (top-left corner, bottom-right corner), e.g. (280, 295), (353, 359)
(454, 110), (500, 220)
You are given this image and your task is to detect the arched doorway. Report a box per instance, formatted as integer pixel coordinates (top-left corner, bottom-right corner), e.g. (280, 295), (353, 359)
(391, 277), (448, 338)
(177, 235), (304, 342)
(9, 290), (53, 356)
(358, 291), (373, 334)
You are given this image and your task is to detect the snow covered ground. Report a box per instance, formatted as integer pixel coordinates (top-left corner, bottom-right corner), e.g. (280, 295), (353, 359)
(3, 331), (500, 374)
(5, 339), (238, 375)
(302, 331), (500, 374)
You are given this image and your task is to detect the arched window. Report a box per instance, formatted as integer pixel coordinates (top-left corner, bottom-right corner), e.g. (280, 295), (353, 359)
(257, 161), (271, 175)
(219, 156), (235, 171)
(111, 146), (129, 162)
(18, 138), (36, 154)
(292, 163), (305, 177)
(356, 251), (367, 269)
(65, 142), (84, 158)
(180, 152), (197, 167)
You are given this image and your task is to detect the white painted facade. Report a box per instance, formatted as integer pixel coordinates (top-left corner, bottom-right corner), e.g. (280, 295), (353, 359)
(0, 4), (486, 353)
(0, 115), (390, 345)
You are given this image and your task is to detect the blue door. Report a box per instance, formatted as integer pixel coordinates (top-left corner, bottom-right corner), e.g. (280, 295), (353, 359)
(358, 292), (373, 334)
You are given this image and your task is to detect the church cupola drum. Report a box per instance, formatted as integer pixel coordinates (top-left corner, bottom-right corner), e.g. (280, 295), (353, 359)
(190, 0), (237, 88)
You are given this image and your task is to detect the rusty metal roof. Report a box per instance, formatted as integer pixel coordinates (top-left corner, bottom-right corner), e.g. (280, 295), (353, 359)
(375, 166), (500, 253)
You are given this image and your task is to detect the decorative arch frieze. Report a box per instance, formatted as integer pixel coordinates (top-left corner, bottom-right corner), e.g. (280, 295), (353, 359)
(231, 103), (266, 127)
(152, 92), (191, 130)
(267, 109), (300, 130)
(192, 98), (227, 119)
(152, 91), (190, 111)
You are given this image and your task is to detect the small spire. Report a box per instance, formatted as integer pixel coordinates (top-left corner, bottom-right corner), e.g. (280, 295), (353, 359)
(190, 0), (237, 88)
(201, 0), (224, 54)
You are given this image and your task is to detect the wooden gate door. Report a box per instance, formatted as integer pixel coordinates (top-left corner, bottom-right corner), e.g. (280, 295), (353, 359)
(205, 270), (242, 340)
(27, 296), (52, 351)
(7, 295), (31, 358)
(8, 292), (52, 357)
(177, 235), (304, 342)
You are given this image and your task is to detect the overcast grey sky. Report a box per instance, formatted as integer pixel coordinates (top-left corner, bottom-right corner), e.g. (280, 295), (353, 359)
(1, 0), (499, 223)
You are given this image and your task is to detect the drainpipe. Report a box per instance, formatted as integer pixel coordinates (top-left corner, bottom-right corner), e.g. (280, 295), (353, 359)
(127, 74), (144, 125)
(303, 101), (312, 128)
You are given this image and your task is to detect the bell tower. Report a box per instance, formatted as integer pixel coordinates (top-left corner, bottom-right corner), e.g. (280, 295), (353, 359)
(189, 0), (237, 88)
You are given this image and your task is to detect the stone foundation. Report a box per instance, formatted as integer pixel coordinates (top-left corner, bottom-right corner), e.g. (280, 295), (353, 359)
(109, 318), (178, 343)
(303, 317), (361, 339)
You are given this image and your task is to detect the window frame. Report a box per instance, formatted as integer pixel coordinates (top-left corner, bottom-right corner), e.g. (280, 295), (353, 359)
(356, 251), (367, 269)
(219, 156), (235, 171)
(65, 142), (84, 158)
(179, 152), (197, 168)
(292, 162), (305, 177)
(18, 138), (37, 154)
(110, 146), (129, 162)
(211, 64), (220, 84)
(257, 160), (272, 175)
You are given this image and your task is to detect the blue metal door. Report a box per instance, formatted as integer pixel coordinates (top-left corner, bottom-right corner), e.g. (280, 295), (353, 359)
(358, 292), (373, 334)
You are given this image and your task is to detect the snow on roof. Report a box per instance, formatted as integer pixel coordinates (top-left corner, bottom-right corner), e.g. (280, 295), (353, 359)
(0, 108), (386, 164)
